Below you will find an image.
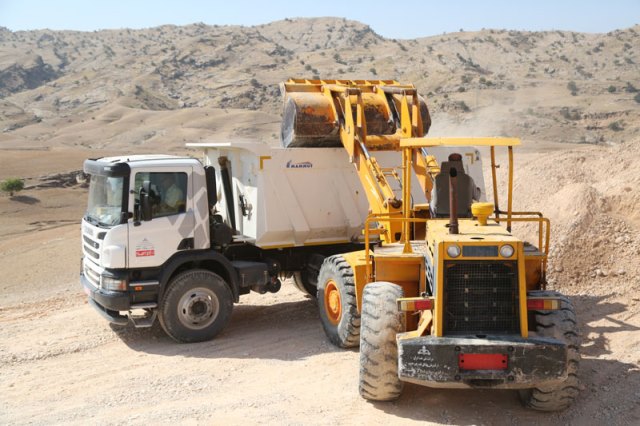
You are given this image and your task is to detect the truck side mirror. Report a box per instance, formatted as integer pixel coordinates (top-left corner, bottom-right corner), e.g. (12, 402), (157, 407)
(140, 181), (153, 222)
(205, 166), (217, 209)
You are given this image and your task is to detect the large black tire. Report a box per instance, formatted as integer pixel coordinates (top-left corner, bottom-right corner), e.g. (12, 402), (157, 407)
(292, 253), (325, 297)
(316, 255), (360, 348)
(159, 269), (233, 343)
(359, 282), (405, 401)
(519, 291), (581, 411)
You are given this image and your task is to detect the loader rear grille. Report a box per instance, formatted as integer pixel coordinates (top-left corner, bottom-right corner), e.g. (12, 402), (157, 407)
(443, 261), (520, 335)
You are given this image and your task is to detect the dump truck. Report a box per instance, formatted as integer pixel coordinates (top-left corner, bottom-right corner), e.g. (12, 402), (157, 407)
(80, 140), (461, 341)
(281, 79), (580, 411)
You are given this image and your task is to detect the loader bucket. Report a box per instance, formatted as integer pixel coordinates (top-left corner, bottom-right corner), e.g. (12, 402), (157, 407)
(281, 79), (431, 149)
(281, 92), (341, 148)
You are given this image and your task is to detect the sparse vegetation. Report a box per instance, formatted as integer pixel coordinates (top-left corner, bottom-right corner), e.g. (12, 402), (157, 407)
(560, 107), (581, 121)
(608, 120), (624, 131)
(567, 81), (578, 96)
(1, 178), (25, 196)
(456, 101), (470, 112)
(634, 93), (640, 104)
(607, 85), (616, 93)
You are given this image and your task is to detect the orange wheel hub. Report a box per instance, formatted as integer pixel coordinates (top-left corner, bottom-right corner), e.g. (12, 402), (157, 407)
(324, 279), (342, 325)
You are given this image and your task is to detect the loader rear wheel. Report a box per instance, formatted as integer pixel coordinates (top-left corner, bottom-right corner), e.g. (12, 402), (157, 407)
(159, 269), (233, 343)
(359, 282), (405, 401)
(519, 291), (581, 411)
(317, 255), (360, 348)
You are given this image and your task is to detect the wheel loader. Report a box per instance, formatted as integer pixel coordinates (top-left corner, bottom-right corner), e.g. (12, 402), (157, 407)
(281, 78), (580, 411)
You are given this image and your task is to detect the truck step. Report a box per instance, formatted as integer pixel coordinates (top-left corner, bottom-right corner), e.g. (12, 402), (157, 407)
(129, 306), (158, 328)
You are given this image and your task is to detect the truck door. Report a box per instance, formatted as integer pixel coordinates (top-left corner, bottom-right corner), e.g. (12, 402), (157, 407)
(128, 167), (194, 268)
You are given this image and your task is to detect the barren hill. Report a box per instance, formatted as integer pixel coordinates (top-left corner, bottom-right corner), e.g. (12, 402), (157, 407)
(0, 18), (639, 163)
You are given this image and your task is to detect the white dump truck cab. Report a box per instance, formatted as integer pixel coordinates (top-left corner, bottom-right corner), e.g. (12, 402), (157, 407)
(80, 146), (368, 342)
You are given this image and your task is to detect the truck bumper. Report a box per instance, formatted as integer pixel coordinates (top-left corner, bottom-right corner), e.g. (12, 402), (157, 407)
(397, 334), (568, 389)
(81, 272), (129, 325)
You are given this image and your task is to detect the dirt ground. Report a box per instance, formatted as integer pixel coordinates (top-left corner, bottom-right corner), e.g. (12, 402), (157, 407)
(1, 142), (639, 425)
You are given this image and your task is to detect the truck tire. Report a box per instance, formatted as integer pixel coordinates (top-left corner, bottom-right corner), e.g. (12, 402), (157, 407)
(316, 255), (360, 348)
(359, 282), (405, 401)
(159, 269), (233, 343)
(292, 253), (325, 297)
(519, 290), (581, 411)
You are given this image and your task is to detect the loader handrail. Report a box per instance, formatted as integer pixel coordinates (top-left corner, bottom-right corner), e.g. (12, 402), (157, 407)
(363, 214), (430, 282)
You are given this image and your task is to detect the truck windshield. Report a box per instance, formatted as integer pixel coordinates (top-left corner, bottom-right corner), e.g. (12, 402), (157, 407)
(85, 175), (124, 227)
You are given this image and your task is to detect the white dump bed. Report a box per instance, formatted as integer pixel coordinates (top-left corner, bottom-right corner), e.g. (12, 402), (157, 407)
(189, 141), (486, 249)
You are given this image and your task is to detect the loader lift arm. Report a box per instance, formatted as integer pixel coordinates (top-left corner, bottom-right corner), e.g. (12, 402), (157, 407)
(281, 79), (439, 243)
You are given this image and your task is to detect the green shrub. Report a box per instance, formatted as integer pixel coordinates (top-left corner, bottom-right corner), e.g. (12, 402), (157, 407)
(608, 121), (624, 131)
(1, 178), (24, 196)
(567, 81), (578, 96)
(634, 93), (640, 104)
(607, 85), (616, 93)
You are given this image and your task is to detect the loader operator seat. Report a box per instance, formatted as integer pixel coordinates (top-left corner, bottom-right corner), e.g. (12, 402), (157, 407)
(430, 153), (476, 218)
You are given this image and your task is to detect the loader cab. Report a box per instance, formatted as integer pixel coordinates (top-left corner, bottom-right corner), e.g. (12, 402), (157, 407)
(429, 153), (480, 218)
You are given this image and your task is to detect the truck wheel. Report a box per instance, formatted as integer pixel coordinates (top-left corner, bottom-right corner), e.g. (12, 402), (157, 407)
(317, 255), (360, 348)
(359, 282), (405, 401)
(159, 269), (233, 343)
(519, 291), (581, 411)
(292, 253), (325, 297)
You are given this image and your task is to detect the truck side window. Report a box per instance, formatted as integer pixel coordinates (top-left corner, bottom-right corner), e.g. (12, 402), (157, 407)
(134, 172), (187, 218)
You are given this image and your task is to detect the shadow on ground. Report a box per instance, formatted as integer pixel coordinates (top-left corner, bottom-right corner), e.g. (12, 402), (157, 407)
(9, 195), (40, 204)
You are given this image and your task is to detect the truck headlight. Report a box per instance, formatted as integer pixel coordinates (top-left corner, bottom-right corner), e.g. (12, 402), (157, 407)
(500, 244), (515, 258)
(100, 275), (127, 291)
(447, 244), (461, 258)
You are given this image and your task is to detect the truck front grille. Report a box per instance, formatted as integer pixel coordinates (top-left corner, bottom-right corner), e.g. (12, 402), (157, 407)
(443, 261), (520, 335)
(82, 233), (100, 260)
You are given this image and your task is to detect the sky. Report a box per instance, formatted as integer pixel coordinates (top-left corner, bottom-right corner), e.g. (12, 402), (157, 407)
(0, 0), (638, 39)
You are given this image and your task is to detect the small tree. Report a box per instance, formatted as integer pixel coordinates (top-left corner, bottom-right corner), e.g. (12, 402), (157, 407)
(1, 178), (24, 196)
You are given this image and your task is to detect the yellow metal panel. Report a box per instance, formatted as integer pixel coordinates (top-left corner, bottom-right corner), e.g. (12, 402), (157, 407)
(258, 243), (296, 249)
(342, 250), (369, 311)
(259, 156), (271, 170)
(374, 257), (421, 283)
(435, 242), (444, 337)
(517, 242), (529, 338)
(400, 137), (521, 148)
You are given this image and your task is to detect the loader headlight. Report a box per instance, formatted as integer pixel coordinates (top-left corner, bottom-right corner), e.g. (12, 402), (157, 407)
(447, 244), (461, 258)
(500, 244), (515, 258)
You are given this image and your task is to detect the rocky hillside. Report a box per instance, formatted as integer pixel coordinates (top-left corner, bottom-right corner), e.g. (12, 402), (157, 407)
(0, 18), (638, 150)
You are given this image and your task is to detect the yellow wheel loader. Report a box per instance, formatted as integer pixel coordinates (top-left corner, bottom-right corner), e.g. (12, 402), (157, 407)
(281, 79), (580, 411)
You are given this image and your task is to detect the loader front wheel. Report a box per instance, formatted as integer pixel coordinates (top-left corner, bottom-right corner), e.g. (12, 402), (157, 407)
(359, 282), (405, 401)
(317, 255), (360, 348)
(519, 291), (581, 411)
(159, 269), (233, 343)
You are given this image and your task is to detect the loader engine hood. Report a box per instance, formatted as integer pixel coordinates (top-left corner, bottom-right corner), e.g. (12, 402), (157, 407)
(426, 219), (521, 262)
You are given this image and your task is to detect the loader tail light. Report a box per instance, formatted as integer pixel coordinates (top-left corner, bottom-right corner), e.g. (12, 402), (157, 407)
(527, 298), (561, 310)
(458, 353), (508, 370)
(397, 297), (434, 312)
